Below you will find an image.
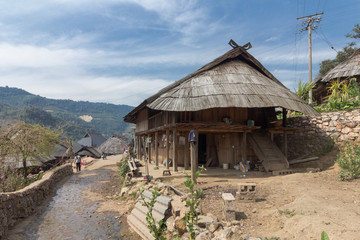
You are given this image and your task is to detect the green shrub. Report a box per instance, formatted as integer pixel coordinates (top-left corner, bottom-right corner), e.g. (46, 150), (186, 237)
(337, 142), (360, 181)
(117, 158), (130, 179)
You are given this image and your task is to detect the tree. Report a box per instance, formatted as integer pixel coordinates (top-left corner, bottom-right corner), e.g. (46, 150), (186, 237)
(318, 24), (359, 77)
(0, 122), (60, 178)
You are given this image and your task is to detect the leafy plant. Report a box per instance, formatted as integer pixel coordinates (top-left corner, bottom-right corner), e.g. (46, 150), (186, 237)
(278, 209), (296, 217)
(140, 187), (167, 240)
(183, 167), (204, 240)
(337, 141), (360, 181)
(117, 157), (130, 179)
(321, 231), (330, 240)
(294, 79), (316, 102)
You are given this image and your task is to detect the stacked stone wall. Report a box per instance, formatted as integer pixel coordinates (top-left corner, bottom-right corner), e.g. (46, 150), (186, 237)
(0, 164), (73, 239)
(286, 109), (360, 159)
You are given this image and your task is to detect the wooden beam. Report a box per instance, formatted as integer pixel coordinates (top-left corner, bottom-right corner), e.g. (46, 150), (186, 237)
(155, 132), (159, 167)
(173, 129), (178, 172)
(166, 129), (170, 170)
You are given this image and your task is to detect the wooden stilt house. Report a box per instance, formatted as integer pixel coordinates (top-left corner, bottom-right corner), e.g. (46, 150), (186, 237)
(124, 44), (320, 172)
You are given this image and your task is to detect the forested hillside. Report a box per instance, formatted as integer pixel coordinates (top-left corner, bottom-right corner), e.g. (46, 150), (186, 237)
(0, 86), (134, 140)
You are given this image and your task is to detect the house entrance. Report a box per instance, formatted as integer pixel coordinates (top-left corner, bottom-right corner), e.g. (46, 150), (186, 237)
(198, 134), (207, 165)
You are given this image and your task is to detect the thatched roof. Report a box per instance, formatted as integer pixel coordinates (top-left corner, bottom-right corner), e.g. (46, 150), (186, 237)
(320, 48), (360, 83)
(77, 132), (106, 148)
(97, 136), (129, 154)
(124, 45), (319, 123)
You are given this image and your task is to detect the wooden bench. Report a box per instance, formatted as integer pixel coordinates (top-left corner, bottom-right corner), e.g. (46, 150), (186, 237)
(126, 158), (141, 180)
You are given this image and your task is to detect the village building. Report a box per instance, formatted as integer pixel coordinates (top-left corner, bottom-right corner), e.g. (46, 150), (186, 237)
(124, 43), (319, 173)
(313, 48), (360, 103)
(77, 132), (107, 148)
(97, 135), (129, 155)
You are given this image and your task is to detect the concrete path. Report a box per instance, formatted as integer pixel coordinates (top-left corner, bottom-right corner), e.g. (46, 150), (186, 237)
(7, 155), (125, 240)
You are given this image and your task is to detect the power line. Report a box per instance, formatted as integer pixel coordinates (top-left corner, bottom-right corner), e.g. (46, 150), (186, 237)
(314, 28), (338, 52)
(297, 12), (324, 105)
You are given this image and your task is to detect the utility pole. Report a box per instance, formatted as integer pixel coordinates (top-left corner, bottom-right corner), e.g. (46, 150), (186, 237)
(297, 12), (323, 105)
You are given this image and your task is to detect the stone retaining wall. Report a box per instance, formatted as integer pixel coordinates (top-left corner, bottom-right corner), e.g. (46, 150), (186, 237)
(0, 164), (73, 239)
(286, 109), (360, 160)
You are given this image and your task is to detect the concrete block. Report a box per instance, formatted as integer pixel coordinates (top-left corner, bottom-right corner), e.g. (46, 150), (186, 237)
(238, 183), (256, 194)
(272, 170), (293, 176)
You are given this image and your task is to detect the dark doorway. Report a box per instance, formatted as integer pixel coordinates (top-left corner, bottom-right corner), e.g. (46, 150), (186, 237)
(198, 134), (207, 165)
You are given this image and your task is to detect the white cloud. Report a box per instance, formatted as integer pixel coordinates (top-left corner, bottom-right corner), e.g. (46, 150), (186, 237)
(265, 36), (279, 42)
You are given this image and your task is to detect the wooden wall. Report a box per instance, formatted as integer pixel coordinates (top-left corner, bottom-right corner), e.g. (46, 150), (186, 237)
(136, 109), (148, 132)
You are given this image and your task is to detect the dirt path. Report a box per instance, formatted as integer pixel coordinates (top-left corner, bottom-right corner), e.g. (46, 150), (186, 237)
(168, 163), (360, 239)
(7, 154), (139, 240)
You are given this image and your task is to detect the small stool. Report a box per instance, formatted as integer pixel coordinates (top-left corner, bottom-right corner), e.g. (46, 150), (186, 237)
(163, 170), (171, 176)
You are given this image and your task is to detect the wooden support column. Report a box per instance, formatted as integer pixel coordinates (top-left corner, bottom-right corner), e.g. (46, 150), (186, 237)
(173, 129), (178, 172)
(282, 108), (287, 127)
(190, 142), (196, 183)
(155, 132), (159, 167)
(242, 132), (247, 164)
(195, 130), (199, 171)
(184, 138), (189, 170)
(166, 129), (170, 170)
(136, 136), (140, 160)
(283, 133), (288, 159)
(148, 134), (151, 164)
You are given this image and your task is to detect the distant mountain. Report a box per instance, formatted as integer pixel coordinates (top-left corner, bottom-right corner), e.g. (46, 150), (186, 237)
(0, 86), (134, 140)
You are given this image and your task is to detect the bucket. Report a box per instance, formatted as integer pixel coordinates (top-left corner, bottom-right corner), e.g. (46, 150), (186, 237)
(223, 163), (229, 169)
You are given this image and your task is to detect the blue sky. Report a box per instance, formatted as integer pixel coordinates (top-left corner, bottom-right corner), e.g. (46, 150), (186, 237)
(0, 0), (359, 106)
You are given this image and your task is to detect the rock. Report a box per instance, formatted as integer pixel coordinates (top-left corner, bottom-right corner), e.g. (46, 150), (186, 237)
(171, 195), (185, 217)
(175, 218), (187, 235)
(206, 212), (218, 222)
(120, 187), (129, 197)
(166, 216), (175, 233)
(251, 208), (257, 213)
(195, 230), (214, 240)
(207, 222), (220, 233)
(197, 215), (214, 228)
(215, 226), (242, 240)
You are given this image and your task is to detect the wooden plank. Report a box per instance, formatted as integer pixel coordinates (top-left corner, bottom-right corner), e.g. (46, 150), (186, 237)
(289, 157), (319, 164)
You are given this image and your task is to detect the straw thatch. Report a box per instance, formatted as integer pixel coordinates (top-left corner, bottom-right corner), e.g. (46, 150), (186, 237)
(320, 48), (360, 83)
(97, 136), (129, 155)
(125, 45), (319, 123)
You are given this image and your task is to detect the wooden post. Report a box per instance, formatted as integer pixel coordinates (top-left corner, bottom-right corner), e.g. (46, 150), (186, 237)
(173, 129), (178, 172)
(283, 133), (288, 159)
(190, 142), (196, 183)
(242, 132), (247, 164)
(136, 136), (140, 160)
(166, 129), (170, 170)
(148, 134), (151, 164)
(184, 138), (189, 170)
(282, 108), (287, 127)
(195, 130), (199, 171)
(155, 132), (159, 167)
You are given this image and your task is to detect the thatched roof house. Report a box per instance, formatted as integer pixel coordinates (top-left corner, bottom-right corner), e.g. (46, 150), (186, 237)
(77, 132), (106, 148)
(124, 43), (319, 172)
(97, 135), (129, 155)
(314, 48), (360, 102)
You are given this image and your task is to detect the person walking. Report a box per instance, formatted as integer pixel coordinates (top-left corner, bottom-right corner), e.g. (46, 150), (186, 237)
(74, 155), (82, 172)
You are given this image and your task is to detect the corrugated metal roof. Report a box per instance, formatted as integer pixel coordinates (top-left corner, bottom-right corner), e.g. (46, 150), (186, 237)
(321, 48), (360, 83)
